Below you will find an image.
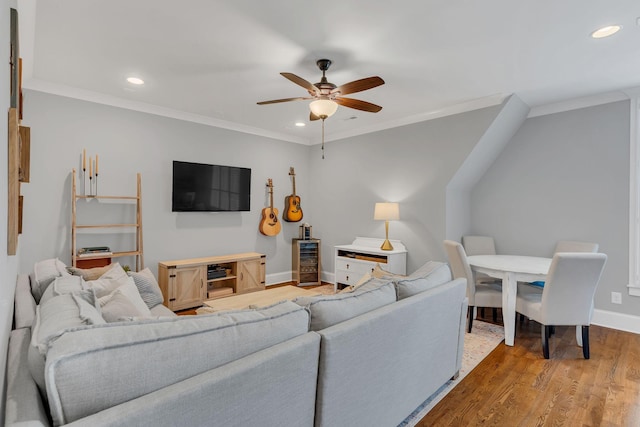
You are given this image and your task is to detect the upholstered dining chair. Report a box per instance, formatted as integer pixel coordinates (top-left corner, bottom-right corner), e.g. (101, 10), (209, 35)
(515, 252), (607, 359)
(461, 235), (496, 256)
(519, 240), (600, 294)
(462, 235), (501, 321)
(444, 240), (502, 333)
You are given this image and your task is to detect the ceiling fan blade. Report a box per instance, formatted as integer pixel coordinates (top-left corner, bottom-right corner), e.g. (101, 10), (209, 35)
(331, 76), (385, 96)
(334, 97), (383, 113)
(281, 73), (319, 95)
(257, 97), (311, 105)
(310, 112), (320, 121)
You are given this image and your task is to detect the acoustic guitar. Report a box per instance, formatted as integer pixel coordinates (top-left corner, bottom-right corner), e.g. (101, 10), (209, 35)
(259, 179), (281, 236)
(283, 167), (303, 222)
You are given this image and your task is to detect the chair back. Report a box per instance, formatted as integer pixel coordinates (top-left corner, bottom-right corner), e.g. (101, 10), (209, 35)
(540, 253), (607, 325)
(461, 235), (496, 256)
(554, 240), (599, 253)
(444, 240), (475, 301)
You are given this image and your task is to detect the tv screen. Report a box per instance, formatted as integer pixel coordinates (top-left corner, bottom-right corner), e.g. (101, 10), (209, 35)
(172, 161), (251, 212)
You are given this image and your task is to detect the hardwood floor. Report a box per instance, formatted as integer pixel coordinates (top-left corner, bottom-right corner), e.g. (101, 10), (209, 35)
(418, 311), (640, 426)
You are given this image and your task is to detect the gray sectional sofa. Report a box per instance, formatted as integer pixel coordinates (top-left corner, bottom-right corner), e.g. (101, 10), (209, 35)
(5, 259), (467, 427)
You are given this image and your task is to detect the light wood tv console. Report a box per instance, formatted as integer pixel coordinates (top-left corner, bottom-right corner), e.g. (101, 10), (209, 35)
(158, 252), (266, 311)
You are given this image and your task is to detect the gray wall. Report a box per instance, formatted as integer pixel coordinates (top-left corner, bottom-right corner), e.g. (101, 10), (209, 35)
(471, 101), (634, 315)
(306, 105), (502, 274)
(20, 90), (310, 280)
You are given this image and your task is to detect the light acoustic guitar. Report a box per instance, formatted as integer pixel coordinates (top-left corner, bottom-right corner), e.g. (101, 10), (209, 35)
(259, 179), (281, 236)
(283, 167), (303, 222)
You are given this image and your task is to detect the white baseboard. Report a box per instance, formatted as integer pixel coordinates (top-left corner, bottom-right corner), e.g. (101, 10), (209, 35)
(265, 271), (293, 287)
(592, 308), (640, 335)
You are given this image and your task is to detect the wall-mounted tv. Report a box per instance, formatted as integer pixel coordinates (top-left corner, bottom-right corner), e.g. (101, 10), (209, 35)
(172, 161), (251, 212)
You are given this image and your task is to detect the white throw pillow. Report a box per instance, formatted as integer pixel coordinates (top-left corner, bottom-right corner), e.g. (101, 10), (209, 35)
(98, 277), (152, 319)
(85, 264), (131, 298)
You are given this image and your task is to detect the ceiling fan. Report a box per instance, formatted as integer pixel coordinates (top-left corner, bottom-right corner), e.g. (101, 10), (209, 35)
(257, 59), (385, 121)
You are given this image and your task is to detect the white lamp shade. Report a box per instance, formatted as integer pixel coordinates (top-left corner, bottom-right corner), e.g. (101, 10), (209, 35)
(309, 99), (338, 118)
(374, 202), (400, 221)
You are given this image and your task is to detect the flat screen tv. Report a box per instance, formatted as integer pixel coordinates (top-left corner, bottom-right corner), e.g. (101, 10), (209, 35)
(172, 161), (251, 212)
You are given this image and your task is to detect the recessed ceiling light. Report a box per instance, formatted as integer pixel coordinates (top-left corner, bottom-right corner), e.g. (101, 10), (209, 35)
(127, 77), (145, 85)
(591, 25), (621, 39)
(295, 122), (306, 127)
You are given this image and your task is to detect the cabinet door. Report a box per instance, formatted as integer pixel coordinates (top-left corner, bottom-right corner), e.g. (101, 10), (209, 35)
(171, 265), (205, 310)
(237, 258), (265, 294)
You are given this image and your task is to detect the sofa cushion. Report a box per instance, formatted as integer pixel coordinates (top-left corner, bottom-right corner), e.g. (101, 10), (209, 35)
(85, 264), (131, 298)
(28, 289), (105, 393)
(127, 268), (165, 309)
(32, 290), (104, 355)
(43, 300), (309, 425)
(293, 278), (396, 331)
(39, 275), (86, 306)
(6, 328), (49, 426)
(396, 261), (453, 300)
(30, 258), (70, 303)
(14, 274), (36, 329)
(98, 278), (152, 322)
(67, 262), (121, 281)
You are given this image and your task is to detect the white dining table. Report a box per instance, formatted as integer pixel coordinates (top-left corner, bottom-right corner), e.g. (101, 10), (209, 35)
(467, 254), (552, 346)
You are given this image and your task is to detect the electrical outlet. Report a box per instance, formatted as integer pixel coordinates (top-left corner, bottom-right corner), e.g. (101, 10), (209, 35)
(611, 292), (622, 304)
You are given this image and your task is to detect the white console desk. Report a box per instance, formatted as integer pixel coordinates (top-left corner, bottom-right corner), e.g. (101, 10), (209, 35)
(334, 237), (407, 291)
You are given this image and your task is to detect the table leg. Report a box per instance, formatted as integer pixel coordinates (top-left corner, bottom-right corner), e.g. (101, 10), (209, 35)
(503, 272), (516, 346)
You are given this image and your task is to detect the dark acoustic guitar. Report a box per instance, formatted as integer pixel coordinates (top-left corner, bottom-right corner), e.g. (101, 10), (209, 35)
(259, 179), (281, 236)
(283, 167), (303, 222)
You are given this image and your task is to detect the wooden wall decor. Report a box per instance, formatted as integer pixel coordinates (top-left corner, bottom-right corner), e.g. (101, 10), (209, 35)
(8, 8), (21, 255)
(9, 8), (19, 108)
(8, 109), (20, 254)
(19, 126), (30, 182)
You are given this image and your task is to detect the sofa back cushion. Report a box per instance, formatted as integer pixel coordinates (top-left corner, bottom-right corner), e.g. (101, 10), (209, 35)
(294, 278), (396, 331)
(43, 300), (310, 426)
(30, 258), (70, 303)
(28, 288), (105, 393)
(395, 261), (453, 300)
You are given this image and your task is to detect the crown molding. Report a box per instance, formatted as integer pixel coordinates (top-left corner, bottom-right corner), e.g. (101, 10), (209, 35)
(323, 93), (508, 143)
(23, 79), (311, 145)
(527, 90), (632, 118)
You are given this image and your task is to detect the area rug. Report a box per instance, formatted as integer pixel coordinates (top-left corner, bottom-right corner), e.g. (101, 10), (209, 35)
(399, 320), (505, 426)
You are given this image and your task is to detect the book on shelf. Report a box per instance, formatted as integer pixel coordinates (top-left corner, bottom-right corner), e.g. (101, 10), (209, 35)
(77, 246), (112, 257)
(77, 252), (112, 258)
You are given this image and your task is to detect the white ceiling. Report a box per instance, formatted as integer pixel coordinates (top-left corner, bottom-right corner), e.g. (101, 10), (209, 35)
(18, 0), (640, 145)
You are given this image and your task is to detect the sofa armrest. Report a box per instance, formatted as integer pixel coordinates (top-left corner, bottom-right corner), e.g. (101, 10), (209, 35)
(14, 274), (36, 329)
(5, 328), (50, 427)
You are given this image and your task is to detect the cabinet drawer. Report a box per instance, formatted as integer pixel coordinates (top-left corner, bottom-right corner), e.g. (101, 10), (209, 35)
(335, 269), (372, 286)
(335, 258), (376, 275)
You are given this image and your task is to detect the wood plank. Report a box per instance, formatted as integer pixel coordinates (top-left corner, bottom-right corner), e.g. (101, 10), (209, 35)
(7, 108), (19, 255)
(418, 313), (640, 426)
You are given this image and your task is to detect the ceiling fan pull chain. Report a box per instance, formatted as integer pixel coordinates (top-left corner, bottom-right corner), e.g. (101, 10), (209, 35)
(321, 119), (325, 159)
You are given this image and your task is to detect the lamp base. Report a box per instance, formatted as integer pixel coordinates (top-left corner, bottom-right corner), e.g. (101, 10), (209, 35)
(380, 239), (394, 251)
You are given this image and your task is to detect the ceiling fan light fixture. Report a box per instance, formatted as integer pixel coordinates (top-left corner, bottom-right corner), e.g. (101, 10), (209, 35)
(126, 76), (145, 85)
(591, 25), (621, 38)
(309, 99), (338, 119)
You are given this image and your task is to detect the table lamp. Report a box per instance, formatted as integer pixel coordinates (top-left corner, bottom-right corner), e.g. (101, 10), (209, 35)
(374, 202), (400, 250)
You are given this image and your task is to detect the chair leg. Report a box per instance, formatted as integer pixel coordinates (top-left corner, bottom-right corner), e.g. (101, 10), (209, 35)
(582, 326), (590, 359)
(541, 325), (551, 359)
(550, 325), (556, 335)
(467, 306), (474, 333)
